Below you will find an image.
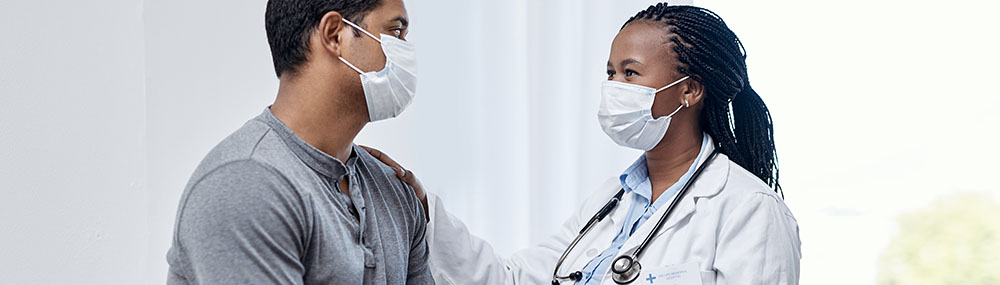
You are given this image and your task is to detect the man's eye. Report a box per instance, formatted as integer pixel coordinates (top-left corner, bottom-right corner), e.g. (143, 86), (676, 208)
(625, 70), (638, 77)
(392, 29), (403, 37)
(606, 70), (615, 78)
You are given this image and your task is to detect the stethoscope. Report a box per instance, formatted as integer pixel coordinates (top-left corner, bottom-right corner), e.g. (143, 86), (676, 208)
(551, 149), (720, 284)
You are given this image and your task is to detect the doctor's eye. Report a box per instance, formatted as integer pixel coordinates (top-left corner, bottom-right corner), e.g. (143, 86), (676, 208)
(624, 69), (639, 77)
(606, 70), (615, 79)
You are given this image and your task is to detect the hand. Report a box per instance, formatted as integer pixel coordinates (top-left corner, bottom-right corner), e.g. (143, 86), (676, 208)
(360, 145), (429, 222)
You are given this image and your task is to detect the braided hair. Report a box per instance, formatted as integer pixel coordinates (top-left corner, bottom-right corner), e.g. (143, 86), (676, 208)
(624, 3), (781, 194)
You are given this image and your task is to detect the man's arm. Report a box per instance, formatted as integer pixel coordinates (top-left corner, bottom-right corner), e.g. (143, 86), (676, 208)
(174, 160), (307, 285)
(404, 183), (434, 284)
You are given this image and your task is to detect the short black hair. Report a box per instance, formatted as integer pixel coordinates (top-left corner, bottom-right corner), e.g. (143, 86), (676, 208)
(265, 0), (383, 77)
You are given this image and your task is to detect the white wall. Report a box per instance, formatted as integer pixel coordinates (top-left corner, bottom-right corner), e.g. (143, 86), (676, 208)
(0, 0), (148, 284)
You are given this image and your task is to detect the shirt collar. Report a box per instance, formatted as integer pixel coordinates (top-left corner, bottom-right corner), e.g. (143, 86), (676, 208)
(619, 155), (651, 200)
(618, 133), (712, 201)
(256, 107), (358, 180)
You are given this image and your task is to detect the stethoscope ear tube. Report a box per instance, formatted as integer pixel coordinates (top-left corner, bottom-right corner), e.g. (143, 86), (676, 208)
(610, 149), (721, 284)
(552, 189), (626, 283)
(580, 191), (622, 234)
(631, 149), (720, 255)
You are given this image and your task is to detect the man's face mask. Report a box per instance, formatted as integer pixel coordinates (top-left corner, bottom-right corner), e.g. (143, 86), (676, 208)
(338, 18), (418, 122)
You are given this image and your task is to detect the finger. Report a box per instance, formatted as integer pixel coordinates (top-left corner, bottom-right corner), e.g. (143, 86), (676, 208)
(359, 145), (382, 159)
(359, 145), (404, 175)
(402, 169), (418, 184)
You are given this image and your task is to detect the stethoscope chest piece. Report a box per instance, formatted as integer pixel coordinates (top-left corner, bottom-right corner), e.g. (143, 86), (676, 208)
(611, 255), (641, 284)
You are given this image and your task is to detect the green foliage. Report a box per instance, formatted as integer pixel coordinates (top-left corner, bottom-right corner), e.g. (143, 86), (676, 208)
(878, 193), (1000, 285)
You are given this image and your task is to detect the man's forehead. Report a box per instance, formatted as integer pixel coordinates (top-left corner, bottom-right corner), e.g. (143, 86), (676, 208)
(369, 0), (408, 20)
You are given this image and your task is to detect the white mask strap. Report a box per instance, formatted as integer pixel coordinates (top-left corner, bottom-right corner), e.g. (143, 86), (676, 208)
(655, 76), (690, 93)
(665, 104), (684, 118)
(341, 18), (382, 44)
(338, 57), (365, 74)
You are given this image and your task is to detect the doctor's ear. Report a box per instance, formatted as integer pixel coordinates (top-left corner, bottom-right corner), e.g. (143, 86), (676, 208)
(681, 79), (705, 107)
(316, 11), (346, 57)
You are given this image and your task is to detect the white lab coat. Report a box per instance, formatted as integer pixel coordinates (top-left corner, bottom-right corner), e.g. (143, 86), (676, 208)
(424, 143), (801, 284)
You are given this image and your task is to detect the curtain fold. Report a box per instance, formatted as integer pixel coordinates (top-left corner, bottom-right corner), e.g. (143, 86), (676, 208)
(356, 0), (692, 256)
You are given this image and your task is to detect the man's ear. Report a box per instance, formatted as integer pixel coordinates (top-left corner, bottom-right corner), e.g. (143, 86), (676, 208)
(317, 11), (346, 57)
(681, 78), (705, 107)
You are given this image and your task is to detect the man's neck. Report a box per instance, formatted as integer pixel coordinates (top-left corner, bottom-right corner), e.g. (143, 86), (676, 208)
(644, 129), (703, 202)
(270, 76), (367, 163)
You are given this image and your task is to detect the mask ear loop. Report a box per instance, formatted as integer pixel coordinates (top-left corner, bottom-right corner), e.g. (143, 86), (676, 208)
(338, 19), (383, 75)
(341, 18), (382, 44)
(657, 76), (690, 118)
(654, 76), (690, 93)
(338, 57), (365, 74)
(665, 104), (684, 118)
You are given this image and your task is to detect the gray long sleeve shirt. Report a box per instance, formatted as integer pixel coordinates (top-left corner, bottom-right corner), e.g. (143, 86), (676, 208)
(167, 108), (433, 284)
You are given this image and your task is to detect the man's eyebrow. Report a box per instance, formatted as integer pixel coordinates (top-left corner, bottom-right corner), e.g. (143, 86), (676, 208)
(391, 16), (409, 27)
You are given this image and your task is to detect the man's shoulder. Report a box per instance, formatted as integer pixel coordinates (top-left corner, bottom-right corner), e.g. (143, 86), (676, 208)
(190, 119), (272, 176)
(188, 116), (309, 185)
(354, 145), (403, 179)
(353, 146), (422, 208)
(178, 118), (314, 210)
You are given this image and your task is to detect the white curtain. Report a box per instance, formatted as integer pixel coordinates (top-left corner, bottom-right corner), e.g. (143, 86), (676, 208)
(356, 0), (691, 255)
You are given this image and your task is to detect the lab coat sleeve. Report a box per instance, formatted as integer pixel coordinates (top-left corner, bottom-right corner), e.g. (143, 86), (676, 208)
(714, 192), (801, 285)
(424, 179), (618, 284)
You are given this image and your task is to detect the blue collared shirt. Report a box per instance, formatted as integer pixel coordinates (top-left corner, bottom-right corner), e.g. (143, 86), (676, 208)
(576, 134), (710, 284)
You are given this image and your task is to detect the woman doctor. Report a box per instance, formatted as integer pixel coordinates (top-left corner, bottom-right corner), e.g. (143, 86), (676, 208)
(367, 3), (800, 284)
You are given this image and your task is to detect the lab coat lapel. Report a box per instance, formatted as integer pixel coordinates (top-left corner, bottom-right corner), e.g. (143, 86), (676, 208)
(618, 151), (731, 254)
(608, 189), (636, 229)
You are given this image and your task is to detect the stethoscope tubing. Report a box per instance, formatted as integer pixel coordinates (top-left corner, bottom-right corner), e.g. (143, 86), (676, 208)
(552, 190), (624, 283)
(552, 148), (721, 284)
(627, 149), (720, 262)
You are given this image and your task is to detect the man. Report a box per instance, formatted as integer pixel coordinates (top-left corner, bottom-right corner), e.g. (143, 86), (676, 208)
(166, 0), (431, 283)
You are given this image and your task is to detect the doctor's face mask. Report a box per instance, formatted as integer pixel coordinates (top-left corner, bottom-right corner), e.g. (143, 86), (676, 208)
(338, 18), (418, 122)
(598, 76), (689, 151)
(599, 21), (695, 151)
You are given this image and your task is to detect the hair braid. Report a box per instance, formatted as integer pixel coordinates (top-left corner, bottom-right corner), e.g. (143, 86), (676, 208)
(624, 3), (782, 194)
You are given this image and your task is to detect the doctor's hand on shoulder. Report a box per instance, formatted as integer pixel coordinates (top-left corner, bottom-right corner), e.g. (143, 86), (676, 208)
(360, 145), (429, 222)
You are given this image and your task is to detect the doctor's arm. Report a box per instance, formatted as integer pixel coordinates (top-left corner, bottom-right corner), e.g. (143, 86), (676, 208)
(713, 192), (801, 285)
(362, 146), (607, 284)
